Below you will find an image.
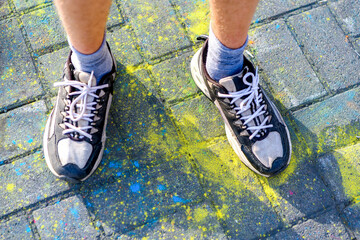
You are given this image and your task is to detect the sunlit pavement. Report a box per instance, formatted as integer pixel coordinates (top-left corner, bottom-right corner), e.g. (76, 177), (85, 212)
(1, 0), (360, 239)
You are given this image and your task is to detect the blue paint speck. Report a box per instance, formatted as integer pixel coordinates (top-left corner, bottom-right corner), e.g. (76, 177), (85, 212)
(70, 207), (79, 219)
(158, 184), (167, 191)
(173, 196), (191, 204)
(130, 183), (140, 193)
(133, 161), (140, 168)
(26, 227), (31, 233)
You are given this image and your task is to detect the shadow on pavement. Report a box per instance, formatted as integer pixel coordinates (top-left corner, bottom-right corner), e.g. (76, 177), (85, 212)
(74, 61), (292, 239)
(62, 59), (356, 239)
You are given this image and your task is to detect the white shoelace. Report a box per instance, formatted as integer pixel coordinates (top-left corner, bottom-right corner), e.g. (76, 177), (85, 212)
(218, 68), (273, 140)
(54, 72), (109, 140)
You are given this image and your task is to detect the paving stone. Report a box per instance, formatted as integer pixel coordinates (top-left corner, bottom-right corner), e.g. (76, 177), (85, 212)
(343, 198), (360, 239)
(82, 156), (204, 235)
(120, 0), (191, 59)
(293, 87), (360, 153)
(81, 115), (131, 185)
(317, 144), (360, 204)
(254, 0), (315, 22)
(288, 7), (360, 92)
(258, 115), (335, 225)
(171, 95), (224, 143)
(250, 20), (326, 109)
(329, 0), (360, 36)
(355, 38), (360, 53)
(38, 47), (68, 95)
(263, 157), (334, 225)
(118, 202), (226, 239)
(267, 209), (350, 240)
(0, 18), (42, 109)
(111, 67), (181, 160)
(151, 51), (198, 102)
(21, 5), (66, 52)
(13, 0), (50, 11)
(107, 3), (124, 28)
(189, 137), (281, 239)
(0, 151), (70, 215)
(0, 0), (11, 17)
(33, 195), (99, 240)
(108, 26), (143, 66)
(0, 101), (47, 161)
(0, 216), (34, 240)
(170, 0), (210, 40)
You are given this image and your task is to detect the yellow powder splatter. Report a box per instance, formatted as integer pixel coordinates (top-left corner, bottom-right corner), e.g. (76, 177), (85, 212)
(7, 184), (15, 192)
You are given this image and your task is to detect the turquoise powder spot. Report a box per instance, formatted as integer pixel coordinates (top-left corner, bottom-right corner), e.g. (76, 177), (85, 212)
(70, 207), (79, 219)
(133, 161), (140, 168)
(172, 196), (190, 204)
(130, 183), (140, 193)
(158, 184), (167, 191)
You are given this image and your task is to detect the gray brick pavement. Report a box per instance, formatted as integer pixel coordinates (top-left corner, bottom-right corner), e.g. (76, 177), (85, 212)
(0, 151), (70, 215)
(118, 202), (227, 239)
(343, 198), (360, 239)
(0, 18), (42, 109)
(1, 0), (360, 239)
(288, 6), (360, 92)
(267, 209), (350, 240)
(33, 195), (99, 240)
(0, 215), (34, 240)
(120, 0), (191, 59)
(250, 19), (326, 109)
(0, 101), (47, 161)
(317, 143), (360, 204)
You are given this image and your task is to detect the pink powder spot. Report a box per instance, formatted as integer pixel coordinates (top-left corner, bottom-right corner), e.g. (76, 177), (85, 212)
(289, 190), (294, 196)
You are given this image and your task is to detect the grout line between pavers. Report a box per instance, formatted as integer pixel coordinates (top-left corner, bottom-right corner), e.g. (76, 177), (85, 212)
(167, 0), (196, 46)
(289, 82), (360, 113)
(25, 211), (41, 240)
(256, 205), (349, 239)
(161, 108), (232, 238)
(0, 146), (42, 167)
(326, 4), (360, 58)
(249, 1), (325, 30)
(284, 17), (333, 95)
(7, 0), (53, 112)
(0, 188), (78, 223)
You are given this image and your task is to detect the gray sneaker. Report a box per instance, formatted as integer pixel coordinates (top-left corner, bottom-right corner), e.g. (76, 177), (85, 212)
(190, 37), (291, 177)
(43, 44), (116, 182)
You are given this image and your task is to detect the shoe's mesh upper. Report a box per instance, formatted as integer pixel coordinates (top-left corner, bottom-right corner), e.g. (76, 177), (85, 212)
(218, 68), (283, 167)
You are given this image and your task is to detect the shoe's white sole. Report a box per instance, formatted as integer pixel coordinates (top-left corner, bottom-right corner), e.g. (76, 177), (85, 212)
(190, 48), (292, 177)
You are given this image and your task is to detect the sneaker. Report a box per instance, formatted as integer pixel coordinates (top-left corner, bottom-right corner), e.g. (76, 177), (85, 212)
(190, 36), (291, 177)
(43, 43), (116, 182)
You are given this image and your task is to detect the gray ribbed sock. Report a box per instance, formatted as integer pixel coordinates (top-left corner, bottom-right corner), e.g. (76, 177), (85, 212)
(70, 34), (112, 84)
(206, 26), (247, 82)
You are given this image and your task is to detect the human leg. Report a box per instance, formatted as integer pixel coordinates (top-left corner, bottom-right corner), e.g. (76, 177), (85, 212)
(206, 0), (259, 81)
(191, 0), (292, 177)
(43, 0), (116, 181)
(55, 0), (113, 81)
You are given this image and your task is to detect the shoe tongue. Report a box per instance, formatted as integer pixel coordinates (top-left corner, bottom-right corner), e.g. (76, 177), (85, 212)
(219, 67), (249, 93)
(72, 70), (97, 137)
(219, 66), (266, 139)
(74, 70), (97, 87)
